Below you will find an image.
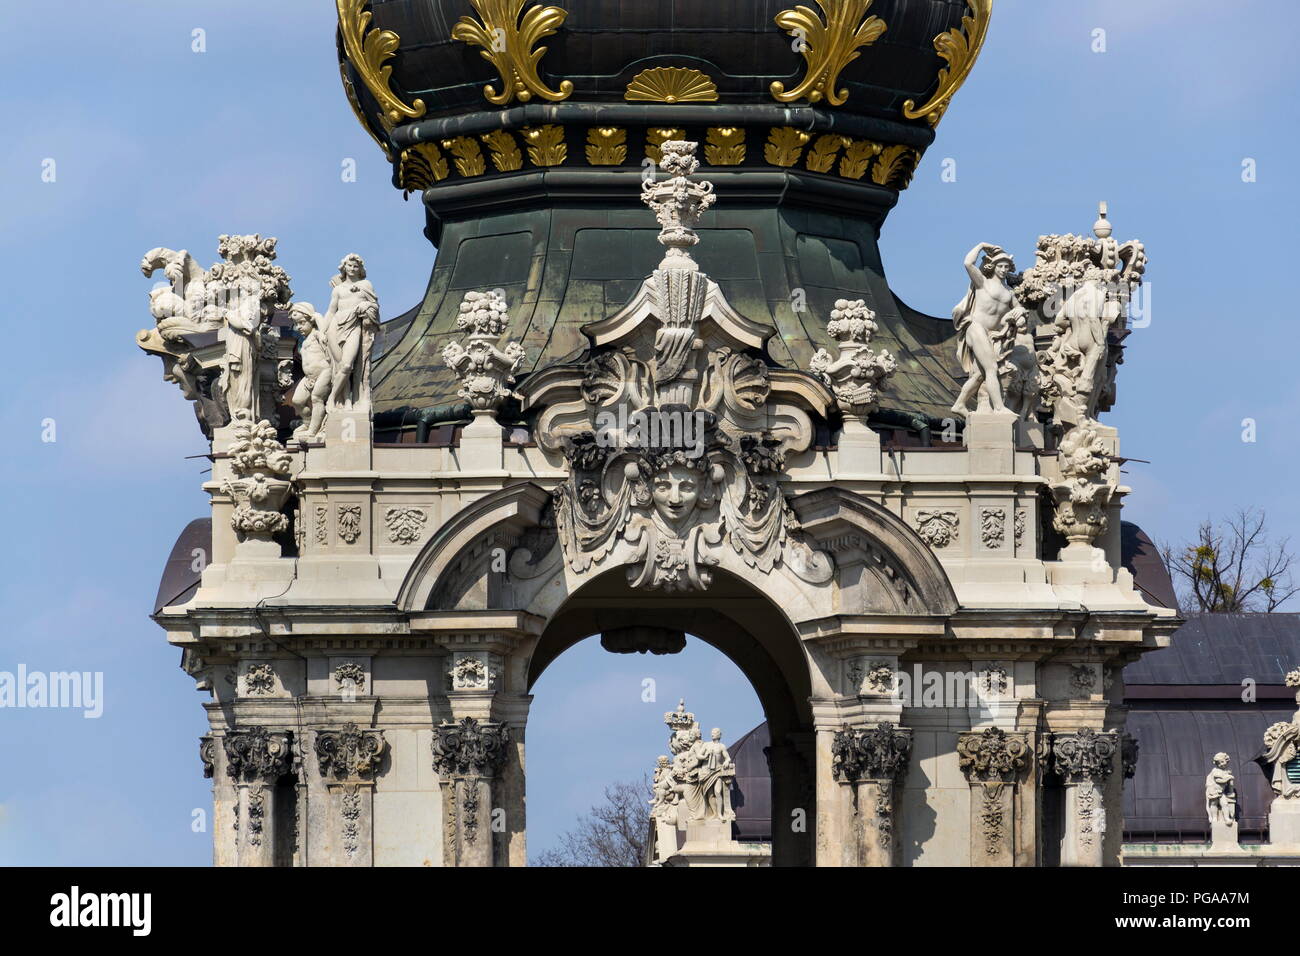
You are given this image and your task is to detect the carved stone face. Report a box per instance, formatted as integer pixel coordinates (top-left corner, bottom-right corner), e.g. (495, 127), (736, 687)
(994, 260), (1012, 279)
(651, 465), (699, 526)
(711, 728), (722, 742)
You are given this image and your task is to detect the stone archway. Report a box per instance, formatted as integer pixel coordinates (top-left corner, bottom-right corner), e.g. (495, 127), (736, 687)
(524, 565), (817, 866)
(395, 479), (960, 867)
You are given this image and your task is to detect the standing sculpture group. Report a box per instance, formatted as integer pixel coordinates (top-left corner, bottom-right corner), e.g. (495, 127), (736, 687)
(950, 204), (1147, 556)
(138, 237), (379, 442)
(649, 700), (737, 863)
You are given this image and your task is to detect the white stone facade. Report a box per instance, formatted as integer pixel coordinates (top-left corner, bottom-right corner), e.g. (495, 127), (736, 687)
(142, 146), (1176, 867)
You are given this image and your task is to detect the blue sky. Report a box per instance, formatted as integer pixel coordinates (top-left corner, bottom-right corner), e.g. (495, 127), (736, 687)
(0, 0), (1294, 864)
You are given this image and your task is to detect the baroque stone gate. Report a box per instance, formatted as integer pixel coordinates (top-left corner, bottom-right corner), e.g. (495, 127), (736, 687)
(140, 0), (1176, 866)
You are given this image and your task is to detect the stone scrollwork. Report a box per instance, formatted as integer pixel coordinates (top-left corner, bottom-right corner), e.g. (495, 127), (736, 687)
(809, 299), (898, 416)
(441, 290), (527, 412)
(224, 727), (293, 783)
(771, 0), (888, 107)
(957, 728), (1029, 782)
(431, 717), (511, 779)
(451, 0), (574, 106)
(1046, 728), (1117, 784)
(534, 141), (834, 593)
(200, 735), (217, 779)
(831, 723), (913, 783)
(243, 662), (277, 696)
(315, 723), (387, 781)
(902, 0), (993, 127)
(449, 656), (496, 691)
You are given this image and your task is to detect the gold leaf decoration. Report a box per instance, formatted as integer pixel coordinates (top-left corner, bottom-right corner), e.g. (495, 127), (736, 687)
(764, 127), (811, 167)
(480, 129), (524, 171)
(451, 0), (574, 106)
(522, 124), (567, 166)
(645, 128), (686, 163)
(871, 144), (917, 187)
(586, 127), (627, 166)
(902, 0), (993, 127)
(625, 67), (719, 104)
(398, 143), (449, 197)
(705, 127), (746, 166)
(838, 138), (881, 179)
(338, 61), (392, 158)
(805, 134), (847, 173)
(442, 137), (486, 177)
(336, 0), (426, 126)
(771, 0), (887, 106)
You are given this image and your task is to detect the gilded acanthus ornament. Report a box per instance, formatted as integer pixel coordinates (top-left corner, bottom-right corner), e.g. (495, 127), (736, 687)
(451, 0), (573, 106)
(704, 127), (746, 166)
(441, 290), (527, 412)
(808, 298), (898, 416)
(771, 0), (888, 106)
(336, 0), (426, 127)
(315, 723), (387, 781)
(902, 0), (993, 127)
(480, 130), (524, 172)
(585, 127), (627, 166)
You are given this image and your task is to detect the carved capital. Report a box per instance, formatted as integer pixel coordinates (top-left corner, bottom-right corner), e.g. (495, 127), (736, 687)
(315, 723), (387, 782)
(431, 717), (511, 778)
(832, 723), (912, 782)
(1046, 728), (1117, 784)
(957, 728), (1030, 783)
(224, 727), (293, 783)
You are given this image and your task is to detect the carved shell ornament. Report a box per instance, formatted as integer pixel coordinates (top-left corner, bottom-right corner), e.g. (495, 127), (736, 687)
(452, 0), (574, 106)
(625, 67), (719, 104)
(771, 0), (888, 106)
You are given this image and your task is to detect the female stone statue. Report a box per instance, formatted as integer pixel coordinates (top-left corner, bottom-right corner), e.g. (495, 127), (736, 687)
(289, 303), (332, 441)
(324, 254), (380, 410)
(951, 242), (1017, 417)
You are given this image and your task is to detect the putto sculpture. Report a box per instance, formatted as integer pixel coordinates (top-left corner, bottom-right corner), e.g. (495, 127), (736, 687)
(289, 302), (332, 441)
(1204, 752), (1236, 828)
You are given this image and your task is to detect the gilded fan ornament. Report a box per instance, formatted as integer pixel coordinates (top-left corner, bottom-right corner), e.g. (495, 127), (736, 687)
(902, 0), (993, 127)
(452, 0), (574, 106)
(625, 67), (719, 103)
(336, 0), (426, 127)
(771, 0), (888, 106)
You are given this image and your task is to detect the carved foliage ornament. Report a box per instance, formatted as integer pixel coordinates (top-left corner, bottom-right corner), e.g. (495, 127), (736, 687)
(902, 0), (993, 127)
(451, 0), (573, 106)
(385, 506), (427, 545)
(431, 717), (511, 778)
(915, 509), (959, 549)
(315, 723), (387, 781)
(957, 728), (1029, 782)
(771, 0), (888, 107)
(223, 419), (294, 540)
(1047, 728), (1117, 783)
(832, 723), (912, 782)
(441, 290), (527, 411)
(224, 727), (293, 783)
(809, 298), (898, 416)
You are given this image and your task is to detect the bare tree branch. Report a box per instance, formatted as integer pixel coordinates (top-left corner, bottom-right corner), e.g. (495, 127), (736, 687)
(1161, 508), (1297, 613)
(532, 778), (652, 867)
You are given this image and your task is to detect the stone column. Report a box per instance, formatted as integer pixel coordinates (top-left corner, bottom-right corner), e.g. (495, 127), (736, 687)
(314, 723), (387, 866)
(957, 727), (1030, 866)
(432, 717), (511, 867)
(830, 723), (912, 866)
(1046, 729), (1117, 867)
(223, 727), (294, 867)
